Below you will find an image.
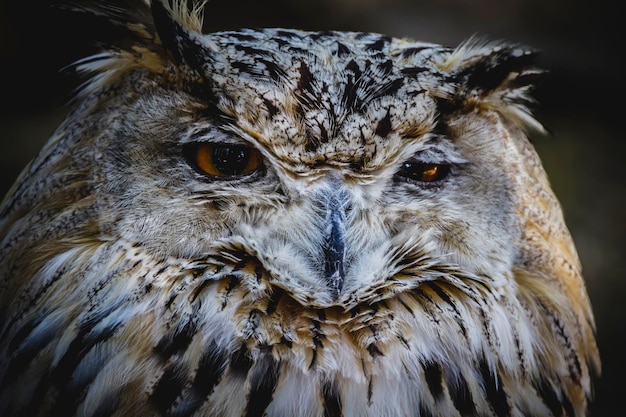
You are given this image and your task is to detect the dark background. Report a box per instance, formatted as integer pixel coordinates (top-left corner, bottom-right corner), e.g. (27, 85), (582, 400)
(0, 1), (623, 415)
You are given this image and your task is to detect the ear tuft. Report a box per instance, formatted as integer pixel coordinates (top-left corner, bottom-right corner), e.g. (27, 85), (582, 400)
(151, 1), (208, 66)
(151, 0), (184, 62)
(451, 37), (541, 92)
(439, 36), (546, 132)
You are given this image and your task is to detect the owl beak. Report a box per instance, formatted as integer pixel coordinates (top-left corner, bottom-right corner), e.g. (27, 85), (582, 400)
(322, 188), (347, 297)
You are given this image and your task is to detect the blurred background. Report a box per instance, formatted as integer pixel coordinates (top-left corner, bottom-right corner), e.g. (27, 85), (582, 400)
(0, 0), (622, 415)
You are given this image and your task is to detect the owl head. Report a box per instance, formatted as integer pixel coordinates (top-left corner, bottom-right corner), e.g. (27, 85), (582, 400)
(0, 1), (599, 416)
(60, 0), (576, 304)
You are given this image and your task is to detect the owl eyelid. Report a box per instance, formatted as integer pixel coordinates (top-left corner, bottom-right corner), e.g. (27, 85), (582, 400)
(180, 135), (251, 146)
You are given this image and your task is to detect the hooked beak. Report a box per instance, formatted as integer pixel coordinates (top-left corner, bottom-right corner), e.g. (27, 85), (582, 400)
(322, 187), (347, 298)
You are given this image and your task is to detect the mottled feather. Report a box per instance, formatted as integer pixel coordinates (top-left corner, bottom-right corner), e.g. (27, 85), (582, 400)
(0, 1), (599, 416)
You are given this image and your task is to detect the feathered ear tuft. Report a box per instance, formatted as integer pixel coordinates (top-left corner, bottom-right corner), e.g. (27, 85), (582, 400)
(60, 0), (155, 46)
(153, 0), (206, 33)
(438, 36), (546, 132)
(151, 0), (207, 63)
(150, 0), (215, 77)
(66, 1), (211, 100)
(151, 0), (183, 62)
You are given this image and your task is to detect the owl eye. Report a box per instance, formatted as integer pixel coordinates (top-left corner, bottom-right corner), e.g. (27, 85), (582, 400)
(396, 162), (450, 184)
(190, 143), (263, 178)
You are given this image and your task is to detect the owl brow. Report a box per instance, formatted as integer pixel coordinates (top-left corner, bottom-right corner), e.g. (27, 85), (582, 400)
(410, 137), (467, 164)
(176, 122), (246, 146)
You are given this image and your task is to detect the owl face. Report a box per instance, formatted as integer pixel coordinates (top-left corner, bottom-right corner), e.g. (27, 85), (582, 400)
(98, 20), (531, 307)
(0, 2), (599, 416)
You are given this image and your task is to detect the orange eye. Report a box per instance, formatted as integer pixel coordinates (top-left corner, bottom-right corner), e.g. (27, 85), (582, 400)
(194, 143), (262, 177)
(396, 162), (450, 183)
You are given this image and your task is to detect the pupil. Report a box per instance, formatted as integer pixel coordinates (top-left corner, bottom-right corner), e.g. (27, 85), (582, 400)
(402, 163), (427, 181)
(212, 146), (250, 175)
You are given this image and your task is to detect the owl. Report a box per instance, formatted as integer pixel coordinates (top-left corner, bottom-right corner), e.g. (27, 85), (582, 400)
(0, 1), (600, 416)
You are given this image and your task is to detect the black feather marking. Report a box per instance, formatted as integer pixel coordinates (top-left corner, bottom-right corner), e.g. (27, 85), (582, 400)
(412, 287), (441, 326)
(431, 109), (451, 137)
(170, 341), (229, 417)
(149, 362), (190, 415)
(151, 0), (224, 110)
(220, 275), (240, 310)
(151, 0), (183, 63)
(280, 335), (293, 348)
(154, 2), (230, 107)
(285, 45), (311, 57)
(154, 316), (198, 359)
(397, 297), (416, 317)
(542, 302), (582, 385)
(400, 46), (431, 58)
(561, 390), (576, 417)
(230, 60), (255, 74)
(459, 46), (539, 93)
(153, 264), (169, 277)
(296, 61), (316, 97)
(1, 317), (50, 388)
(230, 343), (253, 376)
(62, 310), (121, 362)
(342, 79), (359, 112)
(48, 318), (121, 416)
(377, 59), (394, 76)
(425, 281), (467, 339)
(478, 358), (511, 417)
(254, 265), (264, 283)
(257, 58), (288, 82)
(370, 77), (404, 101)
(244, 352), (281, 417)
(308, 30), (336, 40)
(400, 66), (429, 77)
(276, 29), (304, 40)
(2, 262), (68, 341)
(190, 278), (211, 303)
(309, 348), (319, 370)
(234, 44), (274, 60)
(345, 59), (362, 77)
(309, 316), (325, 370)
(366, 343), (383, 358)
(418, 402), (436, 417)
(447, 371), (476, 416)
(397, 335), (410, 349)
(265, 287), (284, 315)
(341, 59), (362, 111)
(423, 361), (444, 401)
(534, 376), (564, 417)
(263, 97), (279, 117)
(230, 58), (287, 83)
(334, 41), (351, 57)
(312, 318), (324, 349)
(505, 70), (544, 90)
(374, 111), (392, 137)
(232, 255), (253, 272)
(226, 32), (259, 42)
(365, 37), (390, 51)
(5, 300), (122, 415)
(322, 380), (343, 417)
